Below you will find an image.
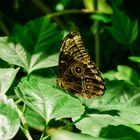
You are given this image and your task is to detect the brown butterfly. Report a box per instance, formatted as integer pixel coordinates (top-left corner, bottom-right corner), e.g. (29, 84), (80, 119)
(57, 31), (105, 98)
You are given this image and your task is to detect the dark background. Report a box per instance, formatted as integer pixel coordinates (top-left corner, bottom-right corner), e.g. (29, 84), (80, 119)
(0, 0), (140, 72)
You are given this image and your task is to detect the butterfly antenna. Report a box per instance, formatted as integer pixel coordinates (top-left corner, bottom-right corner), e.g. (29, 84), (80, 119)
(49, 67), (57, 78)
(49, 67), (59, 88)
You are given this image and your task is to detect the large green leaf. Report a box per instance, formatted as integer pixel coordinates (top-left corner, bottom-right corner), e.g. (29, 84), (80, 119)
(12, 16), (62, 74)
(0, 95), (20, 140)
(0, 16), (62, 74)
(15, 79), (85, 122)
(73, 81), (140, 137)
(0, 67), (19, 95)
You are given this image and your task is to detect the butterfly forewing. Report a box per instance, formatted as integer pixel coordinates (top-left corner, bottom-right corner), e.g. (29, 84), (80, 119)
(57, 31), (105, 98)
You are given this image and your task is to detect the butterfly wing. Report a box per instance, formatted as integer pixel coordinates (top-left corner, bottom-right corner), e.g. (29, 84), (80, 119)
(57, 31), (105, 98)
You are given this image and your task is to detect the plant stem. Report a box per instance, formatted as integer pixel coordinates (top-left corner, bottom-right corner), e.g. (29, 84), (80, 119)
(94, 20), (100, 67)
(31, 0), (66, 29)
(43, 115), (83, 139)
(128, 44), (134, 55)
(39, 121), (48, 140)
(48, 9), (93, 18)
(62, 115), (83, 130)
(0, 18), (10, 35)
(17, 108), (33, 140)
(128, 44), (140, 68)
(20, 126), (33, 140)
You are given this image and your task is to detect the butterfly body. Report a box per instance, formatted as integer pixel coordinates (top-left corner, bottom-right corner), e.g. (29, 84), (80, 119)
(57, 31), (105, 98)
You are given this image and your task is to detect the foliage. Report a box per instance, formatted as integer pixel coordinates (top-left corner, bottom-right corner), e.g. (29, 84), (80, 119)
(0, 0), (140, 140)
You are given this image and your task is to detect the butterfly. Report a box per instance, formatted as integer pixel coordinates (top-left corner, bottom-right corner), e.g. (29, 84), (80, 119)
(57, 31), (105, 98)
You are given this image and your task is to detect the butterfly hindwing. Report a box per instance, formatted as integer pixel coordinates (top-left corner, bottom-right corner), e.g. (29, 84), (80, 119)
(57, 31), (105, 98)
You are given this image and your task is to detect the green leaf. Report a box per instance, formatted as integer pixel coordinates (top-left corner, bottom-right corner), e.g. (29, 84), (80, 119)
(100, 125), (140, 140)
(0, 16), (62, 74)
(96, 0), (113, 14)
(130, 19), (139, 44)
(15, 79), (85, 122)
(106, 8), (139, 45)
(83, 0), (94, 11)
(128, 124), (140, 133)
(91, 14), (111, 23)
(0, 37), (30, 71)
(11, 16), (62, 74)
(0, 95), (20, 140)
(51, 130), (107, 140)
(0, 67), (19, 95)
(103, 65), (140, 86)
(73, 81), (140, 137)
(128, 56), (140, 63)
(83, 0), (112, 14)
(51, 130), (135, 140)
